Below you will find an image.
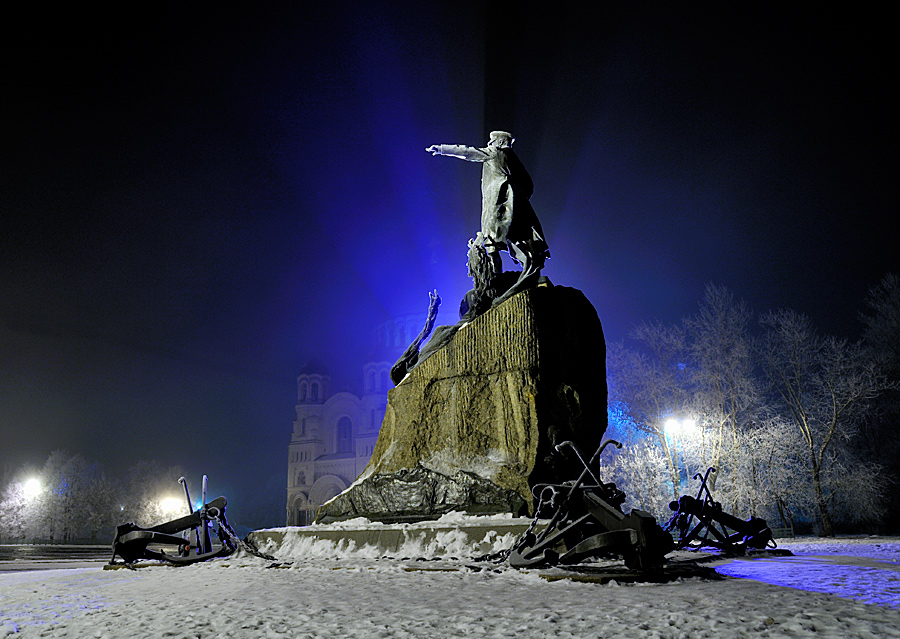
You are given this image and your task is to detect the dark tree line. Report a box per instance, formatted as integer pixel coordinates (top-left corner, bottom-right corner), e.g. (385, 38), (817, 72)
(0, 453), (187, 543)
(605, 277), (900, 536)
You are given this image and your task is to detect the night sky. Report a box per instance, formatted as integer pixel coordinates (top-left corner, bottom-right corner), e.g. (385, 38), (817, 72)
(2, 4), (894, 525)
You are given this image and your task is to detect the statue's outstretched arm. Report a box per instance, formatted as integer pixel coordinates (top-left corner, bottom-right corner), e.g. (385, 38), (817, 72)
(425, 144), (489, 162)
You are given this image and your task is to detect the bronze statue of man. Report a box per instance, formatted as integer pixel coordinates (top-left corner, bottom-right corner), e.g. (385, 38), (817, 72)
(427, 131), (550, 280)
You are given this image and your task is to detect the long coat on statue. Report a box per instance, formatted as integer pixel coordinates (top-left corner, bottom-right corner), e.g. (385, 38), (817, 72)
(431, 144), (549, 258)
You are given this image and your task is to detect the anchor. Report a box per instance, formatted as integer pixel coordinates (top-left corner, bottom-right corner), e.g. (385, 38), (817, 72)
(508, 439), (674, 570)
(664, 467), (775, 554)
(109, 475), (273, 567)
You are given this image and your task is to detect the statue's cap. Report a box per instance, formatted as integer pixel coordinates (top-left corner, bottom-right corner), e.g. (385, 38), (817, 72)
(489, 131), (514, 144)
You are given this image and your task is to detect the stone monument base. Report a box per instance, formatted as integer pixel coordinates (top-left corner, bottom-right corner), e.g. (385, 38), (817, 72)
(315, 464), (524, 524)
(318, 282), (607, 523)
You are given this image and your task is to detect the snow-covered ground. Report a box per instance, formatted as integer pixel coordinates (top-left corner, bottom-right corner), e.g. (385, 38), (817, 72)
(2, 517), (899, 638)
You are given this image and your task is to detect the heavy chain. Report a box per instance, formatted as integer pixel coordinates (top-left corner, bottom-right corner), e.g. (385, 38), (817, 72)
(475, 490), (548, 563)
(211, 516), (278, 562)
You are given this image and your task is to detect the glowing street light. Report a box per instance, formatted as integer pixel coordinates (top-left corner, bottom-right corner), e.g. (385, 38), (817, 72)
(160, 496), (185, 515)
(23, 478), (42, 500)
(664, 418), (698, 437)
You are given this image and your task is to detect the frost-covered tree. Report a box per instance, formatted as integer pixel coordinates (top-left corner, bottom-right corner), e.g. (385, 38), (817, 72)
(0, 481), (29, 541)
(80, 468), (117, 542)
(36, 451), (74, 541)
(608, 284), (765, 504)
(33, 452), (112, 542)
(759, 309), (890, 536)
(607, 284), (893, 533)
(859, 273), (900, 531)
(685, 284), (763, 492)
(1, 455), (189, 542)
(601, 439), (672, 521)
(120, 461), (187, 527)
(607, 322), (691, 499)
(719, 418), (807, 526)
(861, 273), (900, 376)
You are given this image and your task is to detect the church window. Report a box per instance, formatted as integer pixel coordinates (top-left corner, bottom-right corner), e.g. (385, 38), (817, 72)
(310, 382), (319, 402)
(337, 416), (352, 453)
(299, 381), (307, 402)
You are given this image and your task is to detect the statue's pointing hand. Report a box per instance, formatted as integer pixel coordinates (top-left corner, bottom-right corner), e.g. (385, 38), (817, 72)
(426, 145), (441, 156)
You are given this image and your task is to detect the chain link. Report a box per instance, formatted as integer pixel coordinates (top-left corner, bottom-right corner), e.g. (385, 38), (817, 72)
(475, 490), (548, 563)
(211, 516), (278, 562)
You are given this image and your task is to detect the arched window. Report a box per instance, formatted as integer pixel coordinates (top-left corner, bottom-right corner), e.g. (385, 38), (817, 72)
(299, 381), (307, 402)
(367, 371), (376, 394)
(337, 416), (352, 453)
(310, 382), (319, 402)
(296, 470), (306, 486)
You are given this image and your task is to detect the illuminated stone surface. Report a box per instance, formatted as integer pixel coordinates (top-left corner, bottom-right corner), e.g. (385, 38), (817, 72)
(317, 283), (607, 522)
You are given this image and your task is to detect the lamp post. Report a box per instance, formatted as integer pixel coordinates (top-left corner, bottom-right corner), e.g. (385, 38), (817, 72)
(662, 417), (700, 498)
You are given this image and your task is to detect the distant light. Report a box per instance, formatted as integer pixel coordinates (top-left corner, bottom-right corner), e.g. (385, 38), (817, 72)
(664, 418), (698, 437)
(160, 497), (185, 515)
(23, 478), (41, 499)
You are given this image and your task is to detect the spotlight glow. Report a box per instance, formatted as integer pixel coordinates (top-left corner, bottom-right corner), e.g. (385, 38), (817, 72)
(664, 418), (698, 437)
(23, 478), (41, 499)
(160, 497), (185, 515)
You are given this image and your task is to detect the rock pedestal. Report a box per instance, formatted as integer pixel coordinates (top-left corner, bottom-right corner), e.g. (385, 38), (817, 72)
(317, 283), (607, 523)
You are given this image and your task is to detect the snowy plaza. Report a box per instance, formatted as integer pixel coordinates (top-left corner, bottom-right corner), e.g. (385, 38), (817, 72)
(2, 530), (899, 638)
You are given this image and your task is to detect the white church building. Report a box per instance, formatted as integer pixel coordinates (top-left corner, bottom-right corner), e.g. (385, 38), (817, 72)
(285, 315), (425, 526)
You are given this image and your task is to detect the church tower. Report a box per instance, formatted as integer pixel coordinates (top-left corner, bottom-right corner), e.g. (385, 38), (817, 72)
(285, 342), (396, 525)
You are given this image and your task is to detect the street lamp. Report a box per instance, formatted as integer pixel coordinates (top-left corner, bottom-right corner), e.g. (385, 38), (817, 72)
(160, 497), (185, 515)
(22, 478), (41, 500)
(664, 418), (698, 438)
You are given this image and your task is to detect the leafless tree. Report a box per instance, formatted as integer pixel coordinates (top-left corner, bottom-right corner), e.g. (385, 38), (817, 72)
(81, 468), (117, 542)
(720, 417), (808, 526)
(858, 273), (900, 531)
(0, 481), (29, 541)
(30, 452), (112, 542)
(120, 461), (188, 526)
(600, 439), (672, 521)
(861, 273), (900, 376)
(685, 284), (763, 492)
(607, 323), (691, 499)
(608, 284), (765, 504)
(758, 309), (890, 536)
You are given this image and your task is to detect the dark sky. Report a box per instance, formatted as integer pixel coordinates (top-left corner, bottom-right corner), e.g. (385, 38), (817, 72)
(2, 3), (895, 525)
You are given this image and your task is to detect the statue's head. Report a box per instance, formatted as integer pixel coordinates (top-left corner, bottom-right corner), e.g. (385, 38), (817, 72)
(488, 131), (514, 148)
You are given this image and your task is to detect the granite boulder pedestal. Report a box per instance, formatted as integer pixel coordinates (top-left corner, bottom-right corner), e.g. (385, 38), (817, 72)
(316, 282), (607, 523)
